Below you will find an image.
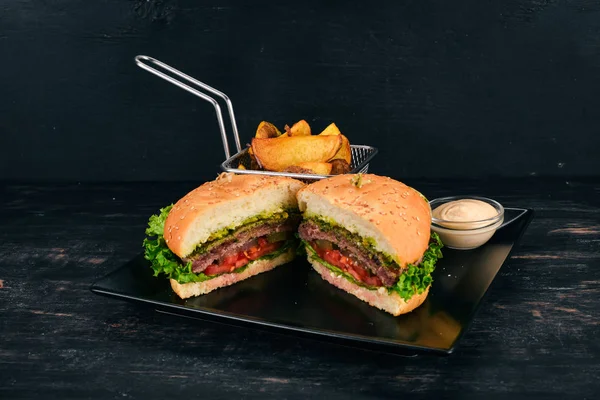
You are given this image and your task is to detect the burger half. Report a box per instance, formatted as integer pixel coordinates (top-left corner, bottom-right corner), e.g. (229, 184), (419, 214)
(143, 173), (305, 299)
(296, 173), (443, 316)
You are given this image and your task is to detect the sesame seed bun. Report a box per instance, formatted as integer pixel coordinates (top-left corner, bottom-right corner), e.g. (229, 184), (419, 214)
(296, 174), (431, 266)
(164, 173), (305, 258)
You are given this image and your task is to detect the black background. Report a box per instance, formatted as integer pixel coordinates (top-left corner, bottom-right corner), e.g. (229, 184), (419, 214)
(2, 0), (599, 182)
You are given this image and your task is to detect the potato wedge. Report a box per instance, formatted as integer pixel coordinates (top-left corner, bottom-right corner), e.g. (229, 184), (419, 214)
(296, 162), (332, 175)
(251, 135), (342, 172)
(289, 119), (311, 136)
(255, 121), (281, 139)
(334, 135), (351, 164)
(248, 153), (261, 170)
(282, 165), (313, 174)
(329, 159), (351, 175)
(318, 123), (351, 164)
(318, 122), (341, 136)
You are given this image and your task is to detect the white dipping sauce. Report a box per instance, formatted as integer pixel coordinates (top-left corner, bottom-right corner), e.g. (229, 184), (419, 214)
(432, 199), (498, 230)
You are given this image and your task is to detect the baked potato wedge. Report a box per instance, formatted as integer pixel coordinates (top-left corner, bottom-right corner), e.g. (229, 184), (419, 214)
(255, 121), (282, 139)
(318, 122), (341, 137)
(282, 165), (313, 174)
(289, 119), (311, 136)
(295, 162), (332, 175)
(251, 135), (342, 172)
(329, 159), (351, 175)
(318, 123), (351, 164)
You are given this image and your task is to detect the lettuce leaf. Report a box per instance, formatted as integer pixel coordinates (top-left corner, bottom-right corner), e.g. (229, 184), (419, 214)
(390, 232), (443, 301)
(142, 205), (295, 284)
(142, 204), (207, 283)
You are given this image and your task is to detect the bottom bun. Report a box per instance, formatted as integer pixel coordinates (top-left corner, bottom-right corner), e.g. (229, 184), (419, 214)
(170, 247), (295, 299)
(307, 255), (430, 316)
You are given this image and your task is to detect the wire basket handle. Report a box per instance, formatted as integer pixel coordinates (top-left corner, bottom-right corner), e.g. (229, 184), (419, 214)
(134, 55), (241, 159)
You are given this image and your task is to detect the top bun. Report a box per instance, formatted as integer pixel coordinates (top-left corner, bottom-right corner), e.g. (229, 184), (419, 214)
(165, 173), (305, 258)
(296, 174), (431, 266)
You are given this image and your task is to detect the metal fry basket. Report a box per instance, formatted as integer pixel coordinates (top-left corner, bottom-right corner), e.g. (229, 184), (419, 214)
(135, 55), (378, 181)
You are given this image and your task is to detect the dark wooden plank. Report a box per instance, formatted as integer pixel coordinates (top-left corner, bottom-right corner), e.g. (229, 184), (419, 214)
(1, 178), (599, 399)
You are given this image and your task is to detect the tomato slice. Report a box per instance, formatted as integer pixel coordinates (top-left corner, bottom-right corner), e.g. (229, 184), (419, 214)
(204, 261), (240, 276)
(360, 273), (383, 287)
(245, 237), (281, 260)
(312, 242), (383, 287)
(222, 254), (240, 266)
(345, 266), (364, 282)
(322, 250), (342, 266)
(204, 236), (284, 276)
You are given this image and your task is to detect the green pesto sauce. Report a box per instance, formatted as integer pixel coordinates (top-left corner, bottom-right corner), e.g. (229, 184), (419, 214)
(190, 210), (299, 256)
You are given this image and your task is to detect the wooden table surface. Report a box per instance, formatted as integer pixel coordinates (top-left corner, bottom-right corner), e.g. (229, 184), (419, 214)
(1, 178), (599, 399)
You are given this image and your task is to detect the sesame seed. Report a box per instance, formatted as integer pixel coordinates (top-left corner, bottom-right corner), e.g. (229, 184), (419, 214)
(393, 220), (397, 224)
(417, 231), (421, 236)
(416, 216), (420, 221)
(175, 226), (179, 230)
(402, 205), (408, 209)
(376, 220), (380, 225)
(177, 236), (181, 240)
(180, 216), (184, 220)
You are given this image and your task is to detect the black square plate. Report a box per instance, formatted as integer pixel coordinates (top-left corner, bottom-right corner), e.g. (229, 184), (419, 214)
(91, 208), (533, 356)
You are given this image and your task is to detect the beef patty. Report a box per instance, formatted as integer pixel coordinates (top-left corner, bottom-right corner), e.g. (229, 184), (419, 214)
(185, 216), (300, 273)
(298, 220), (401, 286)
